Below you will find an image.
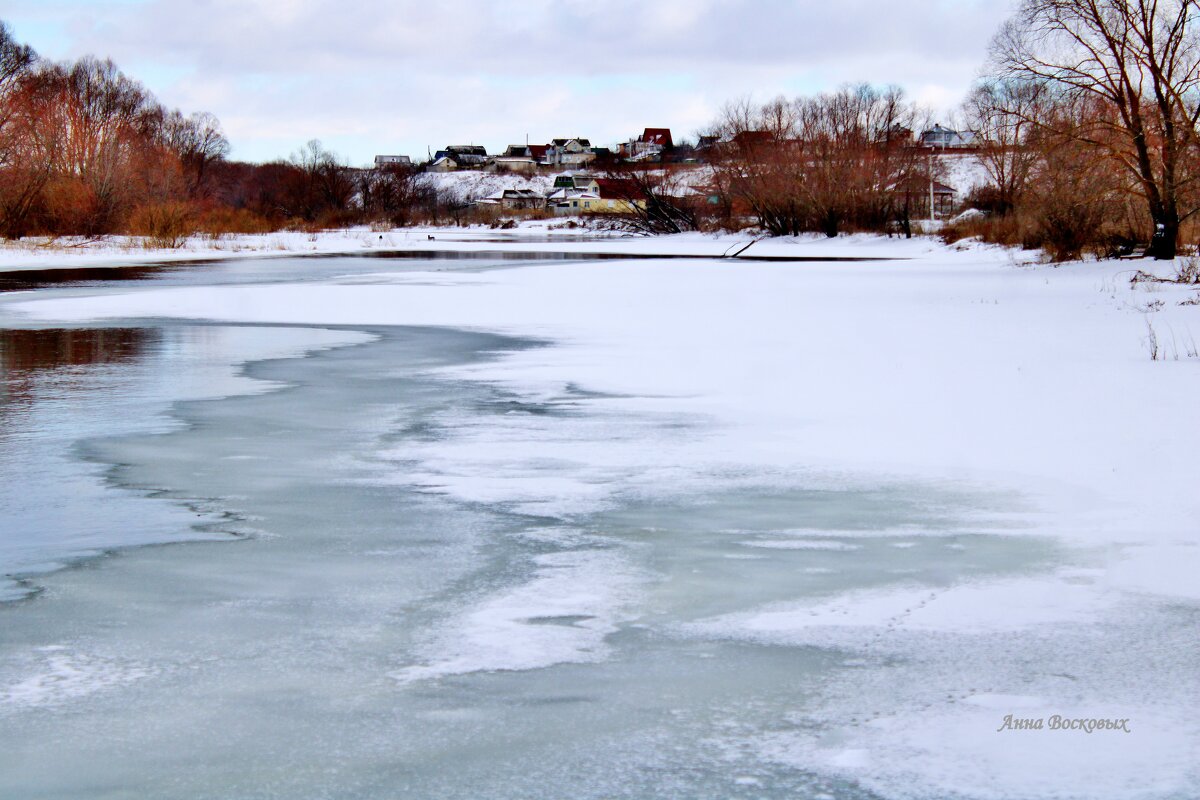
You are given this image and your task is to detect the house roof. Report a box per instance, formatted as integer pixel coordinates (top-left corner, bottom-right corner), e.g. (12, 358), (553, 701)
(920, 125), (976, 147)
(553, 174), (598, 187)
(733, 130), (775, 147)
(894, 177), (957, 195)
(641, 128), (673, 146)
(596, 178), (641, 198)
(487, 188), (543, 199)
(547, 186), (599, 200)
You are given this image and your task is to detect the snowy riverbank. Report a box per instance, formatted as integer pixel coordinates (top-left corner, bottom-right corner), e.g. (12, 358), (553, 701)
(0, 225), (1022, 272)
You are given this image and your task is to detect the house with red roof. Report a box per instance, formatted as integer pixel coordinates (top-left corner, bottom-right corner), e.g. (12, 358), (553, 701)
(618, 128), (674, 161)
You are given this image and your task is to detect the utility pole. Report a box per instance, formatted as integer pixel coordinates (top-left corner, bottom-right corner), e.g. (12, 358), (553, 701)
(928, 149), (935, 225)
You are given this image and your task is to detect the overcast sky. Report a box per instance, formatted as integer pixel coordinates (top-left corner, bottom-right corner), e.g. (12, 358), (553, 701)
(2, 0), (1019, 165)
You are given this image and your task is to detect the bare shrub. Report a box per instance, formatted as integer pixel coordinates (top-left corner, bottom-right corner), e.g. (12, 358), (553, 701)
(941, 212), (1037, 249)
(127, 201), (196, 248)
(197, 205), (276, 238)
(1175, 257), (1200, 285)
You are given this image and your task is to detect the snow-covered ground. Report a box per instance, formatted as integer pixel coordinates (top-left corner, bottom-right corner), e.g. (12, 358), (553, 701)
(0, 225), (1017, 272)
(5, 237), (1199, 797)
(939, 151), (994, 197)
(422, 170), (555, 203)
(0, 224), (604, 272)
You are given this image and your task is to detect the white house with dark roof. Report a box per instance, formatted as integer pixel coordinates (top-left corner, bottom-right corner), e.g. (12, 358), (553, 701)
(479, 188), (545, 210)
(545, 138), (596, 167)
(921, 125), (976, 149)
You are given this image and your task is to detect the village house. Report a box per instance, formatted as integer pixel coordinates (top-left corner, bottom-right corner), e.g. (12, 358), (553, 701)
(479, 188), (546, 210)
(373, 155), (411, 167)
(547, 173), (597, 213)
(545, 173), (598, 207)
(488, 156), (539, 175)
(732, 130), (776, 149)
(595, 177), (647, 213)
(550, 176), (646, 215)
(921, 124), (976, 149)
(430, 145), (489, 170)
(488, 145), (541, 174)
(551, 174), (599, 193)
(545, 138), (596, 167)
(550, 191), (601, 215)
(618, 128), (673, 161)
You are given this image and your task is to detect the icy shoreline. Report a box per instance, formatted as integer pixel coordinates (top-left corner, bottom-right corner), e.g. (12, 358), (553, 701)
(0, 225), (1026, 272)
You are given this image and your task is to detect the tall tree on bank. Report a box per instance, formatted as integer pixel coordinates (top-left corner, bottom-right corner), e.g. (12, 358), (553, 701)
(991, 0), (1200, 259)
(962, 79), (1047, 216)
(0, 22), (40, 237)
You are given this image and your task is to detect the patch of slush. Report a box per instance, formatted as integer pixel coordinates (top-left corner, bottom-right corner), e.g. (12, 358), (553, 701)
(378, 392), (706, 518)
(685, 576), (1200, 800)
(741, 526), (1016, 539)
(739, 539), (862, 551)
(394, 548), (646, 682)
(686, 571), (1118, 642)
(757, 701), (1195, 800)
(0, 646), (153, 711)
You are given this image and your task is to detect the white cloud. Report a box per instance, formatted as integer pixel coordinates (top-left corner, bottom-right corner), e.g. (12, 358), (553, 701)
(2, 0), (1020, 163)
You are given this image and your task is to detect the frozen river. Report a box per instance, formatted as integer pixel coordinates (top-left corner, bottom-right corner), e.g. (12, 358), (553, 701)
(1, 251), (1196, 799)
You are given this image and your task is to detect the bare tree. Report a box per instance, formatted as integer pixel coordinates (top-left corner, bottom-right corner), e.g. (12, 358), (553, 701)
(286, 139), (355, 222)
(358, 162), (433, 226)
(991, 0), (1200, 258)
(0, 21), (43, 237)
(593, 163), (700, 234)
(795, 84), (927, 237)
(709, 85), (927, 237)
(963, 78), (1047, 215)
(1028, 113), (1131, 260)
(0, 20), (35, 132)
(162, 110), (230, 198)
